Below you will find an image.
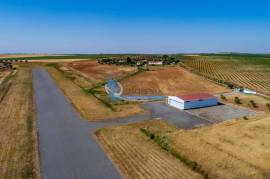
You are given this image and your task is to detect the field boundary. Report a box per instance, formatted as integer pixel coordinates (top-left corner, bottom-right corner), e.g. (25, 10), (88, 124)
(92, 133), (126, 179)
(140, 127), (209, 179)
(30, 70), (41, 179)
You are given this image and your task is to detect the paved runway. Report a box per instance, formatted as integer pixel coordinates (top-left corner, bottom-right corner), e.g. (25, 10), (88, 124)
(33, 68), (210, 179)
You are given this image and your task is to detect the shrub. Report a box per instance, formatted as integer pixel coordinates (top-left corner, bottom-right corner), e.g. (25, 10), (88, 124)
(250, 100), (258, 108)
(220, 94), (227, 100)
(243, 116), (249, 120)
(234, 97), (241, 104)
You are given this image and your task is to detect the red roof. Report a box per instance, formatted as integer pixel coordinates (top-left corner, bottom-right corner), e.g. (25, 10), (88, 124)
(178, 93), (216, 101)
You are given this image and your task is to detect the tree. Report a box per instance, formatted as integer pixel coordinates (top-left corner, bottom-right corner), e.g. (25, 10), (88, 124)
(220, 94), (227, 100)
(162, 55), (169, 60)
(250, 100), (258, 108)
(234, 96), (241, 104)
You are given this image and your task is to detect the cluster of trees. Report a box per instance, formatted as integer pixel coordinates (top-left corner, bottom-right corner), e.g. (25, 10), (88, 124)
(221, 95), (270, 111)
(161, 55), (180, 65)
(98, 55), (180, 66)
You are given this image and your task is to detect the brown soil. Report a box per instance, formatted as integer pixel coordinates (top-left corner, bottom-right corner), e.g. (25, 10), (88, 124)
(122, 67), (229, 96)
(47, 67), (143, 121)
(67, 61), (137, 84)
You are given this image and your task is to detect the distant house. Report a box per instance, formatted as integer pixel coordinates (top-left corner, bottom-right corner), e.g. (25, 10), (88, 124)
(167, 93), (218, 110)
(234, 87), (257, 94)
(148, 61), (163, 65)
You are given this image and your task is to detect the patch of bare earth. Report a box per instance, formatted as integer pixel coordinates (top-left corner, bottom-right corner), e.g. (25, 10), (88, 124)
(121, 67), (229, 96)
(47, 67), (143, 121)
(67, 61), (137, 84)
(96, 120), (201, 179)
(169, 117), (270, 178)
(0, 68), (39, 178)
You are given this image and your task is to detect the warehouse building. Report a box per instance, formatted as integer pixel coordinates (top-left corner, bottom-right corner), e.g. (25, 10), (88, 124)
(167, 93), (218, 110)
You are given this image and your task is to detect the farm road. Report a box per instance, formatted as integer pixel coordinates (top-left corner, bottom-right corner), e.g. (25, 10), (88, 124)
(33, 68), (210, 179)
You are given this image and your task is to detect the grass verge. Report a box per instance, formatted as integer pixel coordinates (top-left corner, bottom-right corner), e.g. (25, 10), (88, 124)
(140, 127), (209, 179)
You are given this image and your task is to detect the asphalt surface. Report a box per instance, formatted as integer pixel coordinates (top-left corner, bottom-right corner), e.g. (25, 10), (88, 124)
(187, 104), (260, 123)
(33, 68), (211, 179)
(144, 102), (211, 128)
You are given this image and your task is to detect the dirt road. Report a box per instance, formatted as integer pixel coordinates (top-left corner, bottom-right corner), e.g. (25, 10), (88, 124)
(33, 68), (210, 179)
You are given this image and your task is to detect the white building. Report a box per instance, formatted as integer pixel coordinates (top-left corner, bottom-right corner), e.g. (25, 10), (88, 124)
(148, 61), (163, 65)
(167, 93), (218, 110)
(234, 88), (257, 94)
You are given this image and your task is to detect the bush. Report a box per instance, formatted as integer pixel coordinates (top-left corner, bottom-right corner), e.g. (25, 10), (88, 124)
(243, 116), (249, 120)
(250, 100), (258, 108)
(234, 97), (241, 104)
(220, 94), (227, 100)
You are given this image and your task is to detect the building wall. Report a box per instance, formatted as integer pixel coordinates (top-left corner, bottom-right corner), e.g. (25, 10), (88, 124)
(168, 96), (218, 110)
(183, 98), (218, 109)
(168, 96), (184, 109)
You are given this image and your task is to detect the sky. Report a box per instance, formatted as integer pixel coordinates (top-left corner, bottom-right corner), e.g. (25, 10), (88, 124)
(0, 0), (270, 54)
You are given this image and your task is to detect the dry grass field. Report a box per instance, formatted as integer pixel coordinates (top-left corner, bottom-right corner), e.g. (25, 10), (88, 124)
(0, 68), (39, 178)
(101, 117), (270, 178)
(182, 55), (270, 95)
(95, 120), (201, 179)
(0, 71), (10, 82)
(169, 117), (270, 178)
(220, 92), (270, 113)
(67, 61), (137, 85)
(47, 67), (143, 120)
(121, 67), (228, 96)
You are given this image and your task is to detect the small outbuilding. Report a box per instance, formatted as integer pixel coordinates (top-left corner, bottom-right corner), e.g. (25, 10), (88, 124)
(234, 87), (256, 94)
(148, 61), (163, 65)
(167, 93), (218, 110)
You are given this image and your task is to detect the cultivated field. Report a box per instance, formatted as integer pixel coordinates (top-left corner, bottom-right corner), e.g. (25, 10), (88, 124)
(47, 66), (143, 120)
(168, 117), (270, 178)
(121, 67), (228, 96)
(66, 61), (137, 85)
(96, 120), (201, 179)
(0, 68), (39, 178)
(182, 55), (270, 95)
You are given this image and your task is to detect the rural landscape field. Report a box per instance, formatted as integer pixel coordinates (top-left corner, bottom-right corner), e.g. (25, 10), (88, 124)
(1, 52), (270, 179)
(1, 1), (270, 178)
(1, 53), (270, 179)
(0, 66), (39, 178)
(181, 55), (270, 95)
